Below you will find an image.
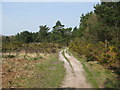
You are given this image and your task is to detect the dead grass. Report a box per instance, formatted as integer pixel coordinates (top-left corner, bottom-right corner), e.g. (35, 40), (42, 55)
(24, 53), (65, 88)
(2, 51), (65, 88)
(2, 52), (46, 88)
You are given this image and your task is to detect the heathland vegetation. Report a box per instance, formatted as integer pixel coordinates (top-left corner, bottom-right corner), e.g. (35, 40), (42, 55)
(2, 1), (120, 88)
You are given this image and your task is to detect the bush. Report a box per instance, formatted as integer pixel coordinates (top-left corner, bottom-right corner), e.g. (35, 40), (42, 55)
(2, 55), (16, 58)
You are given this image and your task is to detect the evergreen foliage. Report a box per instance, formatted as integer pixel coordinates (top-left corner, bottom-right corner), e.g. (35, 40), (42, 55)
(2, 1), (120, 81)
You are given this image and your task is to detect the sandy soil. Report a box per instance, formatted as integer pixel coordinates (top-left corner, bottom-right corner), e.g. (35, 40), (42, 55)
(59, 48), (91, 88)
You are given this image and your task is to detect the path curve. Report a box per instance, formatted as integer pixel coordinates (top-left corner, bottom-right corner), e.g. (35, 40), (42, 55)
(59, 48), (91, 88)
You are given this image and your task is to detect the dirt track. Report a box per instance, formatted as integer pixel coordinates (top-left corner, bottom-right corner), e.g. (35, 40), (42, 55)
(59, 48), (91, 88)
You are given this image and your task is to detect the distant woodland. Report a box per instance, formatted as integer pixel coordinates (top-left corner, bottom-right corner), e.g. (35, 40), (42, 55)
(2, 1), (120, 82)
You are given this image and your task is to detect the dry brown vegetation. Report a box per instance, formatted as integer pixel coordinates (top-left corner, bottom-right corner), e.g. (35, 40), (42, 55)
(2, 52), (47, 88)
(2, 43), (63, 88)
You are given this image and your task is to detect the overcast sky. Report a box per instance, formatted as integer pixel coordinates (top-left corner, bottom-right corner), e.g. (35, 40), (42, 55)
(2, 2), (99, 36)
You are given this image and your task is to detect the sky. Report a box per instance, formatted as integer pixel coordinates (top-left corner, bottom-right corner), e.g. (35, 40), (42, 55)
(2, 2), (100, 36)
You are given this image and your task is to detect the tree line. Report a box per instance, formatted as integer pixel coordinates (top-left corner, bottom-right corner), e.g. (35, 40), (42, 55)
(69, 1), (120, 83)
(2, 1), (120, 80)
(2, 20), (72, 46)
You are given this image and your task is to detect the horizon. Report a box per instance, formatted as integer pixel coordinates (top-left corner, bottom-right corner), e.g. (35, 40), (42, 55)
(2, 2), (99, 36)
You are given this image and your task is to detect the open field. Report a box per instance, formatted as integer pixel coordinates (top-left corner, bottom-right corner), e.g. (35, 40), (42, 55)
(2, 51), (65, 88)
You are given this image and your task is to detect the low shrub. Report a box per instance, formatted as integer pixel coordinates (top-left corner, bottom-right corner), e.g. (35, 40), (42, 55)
(2, 55), (16, 58)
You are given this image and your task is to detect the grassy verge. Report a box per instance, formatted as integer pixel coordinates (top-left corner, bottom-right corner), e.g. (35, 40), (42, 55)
(68, 49), (119, 88)
(62, 50), (74, 71)
(2, 51), (65, 88)
(80, 60), (98, 88)
(68, 49), (98, 88)
(24, 53), (65, 88)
